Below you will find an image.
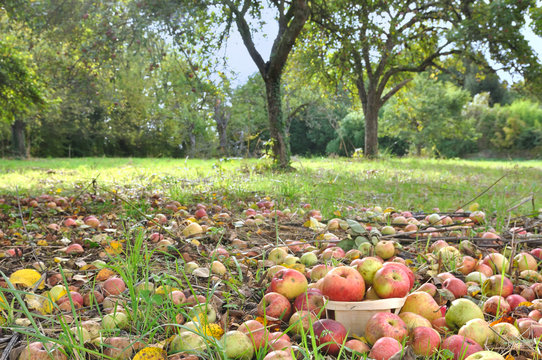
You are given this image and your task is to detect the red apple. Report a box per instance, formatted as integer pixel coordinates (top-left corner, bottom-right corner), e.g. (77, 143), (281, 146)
(267, 332), (292, 351)
(399, 312), (432, 330)
(309, 264), (334, 282)
(369, 337), (402, 360)
(410, 326), (441, 356)
(441, 335), (483, 360)
(483, 296), (511, 316)
(322, 266), (365, 302)
(263, 350), (293, 360)
(312, 319), (347, 356)
(364, 312), (408, 345)
(372, 266), (410, 299)
(432, 317), (450, 334)
(482, 275), (513, 297)
(416, 283), (437, 296)
(458, 256), (477, 275)
(506, 294), (527, 310)
(530, 248), (542, 259)
(238, 320), (268, 349)
(382, 262), (415, 289)
(257, 292), (292, 321)
(293, 289), (324, 315)
(321, 247), (345, 260)
(270, 269), (308, 300)
(443, 278), (468, 299)
(475, 263), (494, 277)
(344, 339), (370, 356)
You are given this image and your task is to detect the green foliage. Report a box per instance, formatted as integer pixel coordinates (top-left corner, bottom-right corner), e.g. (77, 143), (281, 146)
(382, 73), (476, 157)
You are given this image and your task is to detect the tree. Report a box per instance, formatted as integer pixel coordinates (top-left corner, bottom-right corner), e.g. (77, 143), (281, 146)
(308, 0), (541, 157)
(0, 37), (45, 157)
(219, 0), (311, 167)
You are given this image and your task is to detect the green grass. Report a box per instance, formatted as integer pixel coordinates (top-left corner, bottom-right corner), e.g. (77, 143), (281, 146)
(1, 157), (540, 218)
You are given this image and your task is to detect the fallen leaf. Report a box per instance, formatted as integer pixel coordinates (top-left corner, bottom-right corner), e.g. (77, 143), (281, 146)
(25, 294), (53, 314)
(9, 269), (45, 289)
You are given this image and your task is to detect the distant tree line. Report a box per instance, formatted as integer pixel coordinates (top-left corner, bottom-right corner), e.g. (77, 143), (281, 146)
(1, 1), (541, 161)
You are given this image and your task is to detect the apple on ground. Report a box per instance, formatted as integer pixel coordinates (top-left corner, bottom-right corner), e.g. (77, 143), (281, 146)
(263, 350), (294, 360)
(368, 337), (403, 360)
(300, 252), (318, 266)
(221, 330), (254, 360)
(270, 269), (308, 300)
(465, 271), (487, 285)
(482, 296), (511, 317)
(293, 288), (325, 315)
(268, 248), (288, 265)
(445, 298), (484, 331)
(372, 266), (409, 299)
(312, 319), (347, 356)
(399, 312), (432, 330)
(321, 247), (346, 260)
(432, 317), (450, 334)
(309, 264), (334, 282)
(491, 322), (520, 344)
(400, 291), (441, 322)
(238, 320), (268, 349)
(517, 318), (542, 339)
(382, 262), (415, 289)
(364, 312), (408, 345)
(410, 326), (441, 356)
(482, 275), (513, 297)
(458, 256), (478, 275)
(416, 283), (437, 296)
(458, 318), (495, 347)
(322, 266), (365, 302)
(441, 335), (483, 360)
(267, 331), (292, 351)
(482, 253), (509, 274)
(442, 277), (468, 299)
(257, 292), (292, 321)
(374, 240), (396, 260)
(465, 351), (505, 360)
(344, 339), (370, 356)
(514, 252), (538, 272)
(288, 310), (318, 335)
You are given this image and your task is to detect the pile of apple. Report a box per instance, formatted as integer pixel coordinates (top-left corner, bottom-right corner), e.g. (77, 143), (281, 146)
(247, 209), (542, 360)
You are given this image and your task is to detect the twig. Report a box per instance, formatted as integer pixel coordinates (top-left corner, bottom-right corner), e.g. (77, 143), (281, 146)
(455, 173), (509, 212)
(0, 333), (19, 360)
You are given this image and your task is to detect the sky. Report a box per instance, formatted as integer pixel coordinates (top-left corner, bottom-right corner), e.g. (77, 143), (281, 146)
(221, 12), (542, 87)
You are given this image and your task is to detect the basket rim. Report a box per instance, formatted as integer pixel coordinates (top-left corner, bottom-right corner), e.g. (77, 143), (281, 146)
(324, 296), (407, 311)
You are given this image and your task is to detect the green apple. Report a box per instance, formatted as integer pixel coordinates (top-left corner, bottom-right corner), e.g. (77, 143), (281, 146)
(458, 318), (494, 346)
(221, 330), (254, 360)
(283, 255), (299, 265)
(300, 252), (318, 266)
(170, 332), (206, 353)
(445, 298), (484, 331)
(491, 322), (520, 344)
(268, 248), (288, 265)
(102, 312), (129, 331)
(464, 351), (505, 360)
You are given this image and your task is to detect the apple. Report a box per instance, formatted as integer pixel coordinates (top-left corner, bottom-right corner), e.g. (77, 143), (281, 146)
(475, 263), (494, 277)
(103, 277), (126, 296)
(368, 337), (402, 360)
(491, 322), (520, 344)
(458, 318), (494, 347)
(430, 240), (449, 252)
(344, 339), (370, 355)
(441, 335), (483, 360)
(458, 256), (478, 275)
(221, 330), (254, 360)
(358, 242), (373, 256)
(238, 320), (267, 349)
(410, 326), (441, 356)
(364, 287), (380, 300)
(445, 298), (484, 331)
(482, 275), (513, 297)
(267, 265), (287, 280)
(374, 240), (396, 260)
(309, 264), (333, 281)
(437, 246), (462, 268)
(322, 247), (346, 260)
(102, 312), (129, 330)
(300, 252), (318, 266)
(469, 210), (486, 224)
(18, 342), (68, 360)
(531, 248), (542, 259)
(514, 252), (538, 272)
(267, 332), (292, 351)
(263, 350), (294, 360)
(432, 317), (450, 334)
(293, 289), (324, 315)
(257, 292), (292, 321)
(322, 266), (365, 302)
(465, 271), (487, 285)
(270, 269), (308, 300)
(530, 309), (542, 321)
(482, 253), (509, 274)
(443, 278), (468, 299)
(517, 318), (542, 339)
(465, 351), (505, 360)
(352, 257), (383, 286)
(312, 319), (347, 356)
(399, 312), (432, 330)
(381, 225), (396, 235)
(400, 291), (441, 322)
(483, 296), (510, 316)
(382, 262), (414, 289)
(170, 331), (206, 353)
(288, 310), (317, 335)
(364, 312), (408, 345)
(416, 283), (437, 296)
(269, 248), (288, 265)
(372, 266), (409, 299)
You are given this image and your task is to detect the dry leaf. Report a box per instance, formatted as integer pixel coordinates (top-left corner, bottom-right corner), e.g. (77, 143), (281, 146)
(25, 294), (53, 315)
(9, 269), (45, 289)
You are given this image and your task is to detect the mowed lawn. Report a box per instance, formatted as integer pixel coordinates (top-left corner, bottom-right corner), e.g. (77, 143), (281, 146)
(1, 157), (541, 220)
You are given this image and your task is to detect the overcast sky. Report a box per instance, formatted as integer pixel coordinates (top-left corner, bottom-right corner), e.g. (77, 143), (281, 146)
(221, 14), (542, 87)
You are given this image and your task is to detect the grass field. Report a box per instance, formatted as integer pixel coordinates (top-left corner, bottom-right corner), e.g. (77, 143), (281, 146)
(1, 157), (541, 220)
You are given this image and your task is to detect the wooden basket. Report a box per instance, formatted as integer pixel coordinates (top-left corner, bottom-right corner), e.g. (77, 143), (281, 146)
(325, 297), (406, 337)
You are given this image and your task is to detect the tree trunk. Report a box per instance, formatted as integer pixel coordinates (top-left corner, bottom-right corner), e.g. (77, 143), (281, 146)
(214, 99), (230, 156)
(11, 119), (27, 158)
(364, 104), (380, 158)
(264, 75), (290, 167)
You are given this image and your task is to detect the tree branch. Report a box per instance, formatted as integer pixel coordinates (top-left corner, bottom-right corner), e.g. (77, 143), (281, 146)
(381, 78), (412, 104)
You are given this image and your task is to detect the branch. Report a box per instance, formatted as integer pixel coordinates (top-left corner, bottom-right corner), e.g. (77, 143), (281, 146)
(381, 78), (412, 104)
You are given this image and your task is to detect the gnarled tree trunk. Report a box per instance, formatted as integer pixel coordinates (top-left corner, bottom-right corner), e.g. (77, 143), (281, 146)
(11, 118), (27, 158)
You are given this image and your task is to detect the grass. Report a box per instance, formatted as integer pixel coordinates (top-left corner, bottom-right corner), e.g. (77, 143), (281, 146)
(1, 157), (541, 220)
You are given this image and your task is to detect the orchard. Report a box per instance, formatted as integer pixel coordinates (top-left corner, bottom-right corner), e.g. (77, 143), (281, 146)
(0, 190), (541, 360)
